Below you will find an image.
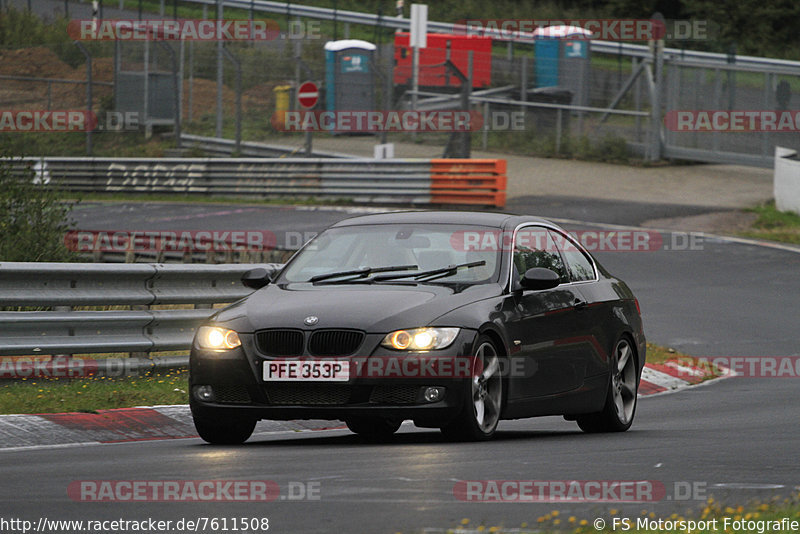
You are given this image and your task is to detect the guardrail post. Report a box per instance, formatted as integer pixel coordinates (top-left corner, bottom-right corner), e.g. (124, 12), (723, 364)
(53, 305), (73, 360)
(131, 304), (150, 359)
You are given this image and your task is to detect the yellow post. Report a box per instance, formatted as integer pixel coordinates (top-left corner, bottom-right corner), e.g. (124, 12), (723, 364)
(272, 85), (292, 130)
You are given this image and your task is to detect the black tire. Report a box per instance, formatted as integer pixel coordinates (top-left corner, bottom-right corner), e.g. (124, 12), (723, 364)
(193, 414), (256, 444)
(346, 417), (402, 442)
(577, 336), (638, 433)
(440, 335), (503, 441)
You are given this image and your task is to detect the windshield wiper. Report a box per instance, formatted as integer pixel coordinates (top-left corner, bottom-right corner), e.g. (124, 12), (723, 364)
(372, 260), (486, 283)
(310, 264), (418, 284)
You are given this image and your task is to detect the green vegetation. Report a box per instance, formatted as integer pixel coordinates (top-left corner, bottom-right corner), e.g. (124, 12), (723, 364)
(66, 191), (353, 206)
(742, 202), (800, 245)
(0, 368), (188, 414)
(0, 344), (704, 415)
(644, 342), (685, 365)
(0, 154), (78, 261)
(0, 8), (113, 65)
(296, 0), (800, 59)
(0, 131), (170, 158)
(429, 495), (800, 533)
(477, 129), (633, 164)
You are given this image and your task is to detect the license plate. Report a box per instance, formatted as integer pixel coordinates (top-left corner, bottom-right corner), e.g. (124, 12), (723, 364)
(263, 360), (350, 382)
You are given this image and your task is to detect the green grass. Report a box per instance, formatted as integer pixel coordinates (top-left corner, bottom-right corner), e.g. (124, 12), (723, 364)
(67, 190), (357, 206)
(0, 344), (708, 415)
(412, 495), (800, 533)
(0, 368), (188, 414)
(741, 202), (800, 245)
(0, 130), (171, 158)
(475, 129), (635, 163)
(644, 342), (685, 365)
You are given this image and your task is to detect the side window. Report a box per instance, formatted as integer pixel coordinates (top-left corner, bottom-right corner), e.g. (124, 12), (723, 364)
(512, 227), (568, 283)
(551, 231), (595, 282)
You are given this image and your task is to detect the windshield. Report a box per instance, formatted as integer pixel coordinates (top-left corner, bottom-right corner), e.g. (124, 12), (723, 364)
(278, 224), (502, 285)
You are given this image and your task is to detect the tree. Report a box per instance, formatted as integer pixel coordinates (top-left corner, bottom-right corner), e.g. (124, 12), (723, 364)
(0, 156), (77, 262)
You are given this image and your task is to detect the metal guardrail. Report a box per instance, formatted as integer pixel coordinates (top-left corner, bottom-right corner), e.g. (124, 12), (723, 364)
(0, 74), (113, 87)
(178, 134), (355, 159)
(12, 157), (506, 207)
(0, 262), (281, 358)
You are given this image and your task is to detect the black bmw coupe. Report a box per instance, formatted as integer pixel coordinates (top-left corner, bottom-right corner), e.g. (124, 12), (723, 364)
(190, 211), (645, 443)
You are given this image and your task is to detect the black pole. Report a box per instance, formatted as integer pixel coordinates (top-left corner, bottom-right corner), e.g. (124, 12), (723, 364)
(74, 41), (93, 155)
(333, 0), (338, 41)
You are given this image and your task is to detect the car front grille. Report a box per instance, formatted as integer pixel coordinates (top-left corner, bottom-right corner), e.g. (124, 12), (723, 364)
(264, 383), (354, 405)
(308, 329), (364, 356)
(255, 329), (304, 357)
(369, 385), (419, 405)
(214, 384), (252, 404)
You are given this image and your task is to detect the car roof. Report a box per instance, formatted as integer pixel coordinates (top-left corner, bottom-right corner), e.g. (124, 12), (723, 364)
(330, 210), (554, 229)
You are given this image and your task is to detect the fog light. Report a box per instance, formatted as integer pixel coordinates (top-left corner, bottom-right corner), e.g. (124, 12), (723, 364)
(424, 386), (445, 402)
(193, 385), (215, 402)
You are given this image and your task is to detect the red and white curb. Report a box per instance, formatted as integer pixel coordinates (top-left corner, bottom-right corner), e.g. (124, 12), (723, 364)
(0, 405), (343, 450)
(639, 357), (726, 396)
(0, 359), (724, 450)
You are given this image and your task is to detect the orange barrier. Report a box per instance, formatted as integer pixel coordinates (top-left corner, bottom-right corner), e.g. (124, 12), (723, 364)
(430, 159), (507, 208)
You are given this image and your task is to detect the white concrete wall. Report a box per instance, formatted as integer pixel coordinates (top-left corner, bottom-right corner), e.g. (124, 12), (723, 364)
(774, 147), (800, 216)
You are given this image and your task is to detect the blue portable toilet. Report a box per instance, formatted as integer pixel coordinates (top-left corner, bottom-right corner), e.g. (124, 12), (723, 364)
(533, 25), (591, 106)
(324, 39), (376, 114)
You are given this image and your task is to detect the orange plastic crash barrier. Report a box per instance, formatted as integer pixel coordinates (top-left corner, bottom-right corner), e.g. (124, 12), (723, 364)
(430, 159), (507, 208)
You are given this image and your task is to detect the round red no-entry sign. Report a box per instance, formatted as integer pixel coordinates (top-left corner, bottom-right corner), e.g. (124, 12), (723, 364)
(297, 81), (319, 109)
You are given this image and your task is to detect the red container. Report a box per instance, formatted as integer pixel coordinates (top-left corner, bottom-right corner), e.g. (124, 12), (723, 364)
(393, 32), (492, 89)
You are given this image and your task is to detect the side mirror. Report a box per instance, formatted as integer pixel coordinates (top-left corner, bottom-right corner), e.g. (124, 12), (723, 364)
(520, 268), (560, 290)
(242, 268), (273, 289)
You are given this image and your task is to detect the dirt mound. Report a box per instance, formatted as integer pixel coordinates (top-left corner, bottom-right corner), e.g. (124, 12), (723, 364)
(0, 47), (114, 109)
(1, 46), (279, 122)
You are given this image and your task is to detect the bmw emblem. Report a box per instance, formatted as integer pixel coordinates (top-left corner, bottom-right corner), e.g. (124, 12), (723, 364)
(304, 316), (319, 326)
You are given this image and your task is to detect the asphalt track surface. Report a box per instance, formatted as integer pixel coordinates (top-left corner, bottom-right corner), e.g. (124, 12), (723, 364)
(3, 200), (799, 533)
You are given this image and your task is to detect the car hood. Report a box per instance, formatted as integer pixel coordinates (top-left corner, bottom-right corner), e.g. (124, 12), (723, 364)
(213, 282), (503, 333)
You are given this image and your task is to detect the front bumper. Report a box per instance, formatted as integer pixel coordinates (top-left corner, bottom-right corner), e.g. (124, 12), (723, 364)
(189, 329), (479, 426)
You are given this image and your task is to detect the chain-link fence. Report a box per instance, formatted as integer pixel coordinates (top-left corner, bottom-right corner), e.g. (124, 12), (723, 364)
(4, 1), (800, 166)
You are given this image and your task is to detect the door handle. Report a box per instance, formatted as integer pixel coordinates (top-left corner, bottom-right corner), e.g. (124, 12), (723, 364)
(574, 298), (587, 310)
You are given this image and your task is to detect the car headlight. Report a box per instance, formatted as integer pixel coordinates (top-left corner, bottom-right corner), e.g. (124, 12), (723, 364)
(195, 326), (241, 350)
(381, 327), (460, 351)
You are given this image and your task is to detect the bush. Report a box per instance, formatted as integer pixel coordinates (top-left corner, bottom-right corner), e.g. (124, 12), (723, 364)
(0, 156), (77, 262)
